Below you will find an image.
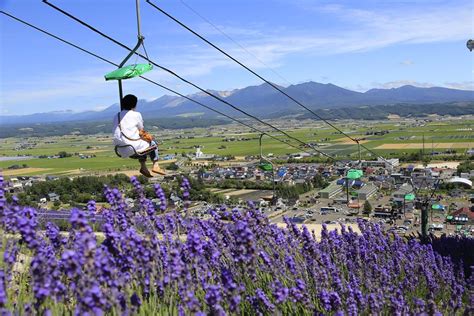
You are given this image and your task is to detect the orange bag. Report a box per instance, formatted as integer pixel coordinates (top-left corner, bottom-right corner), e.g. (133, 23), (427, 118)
(139, 130), (154, 143)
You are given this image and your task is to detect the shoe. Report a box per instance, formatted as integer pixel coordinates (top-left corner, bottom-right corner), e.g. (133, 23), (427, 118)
(152, 167), (166, 175)
(139, 168), (153, 178)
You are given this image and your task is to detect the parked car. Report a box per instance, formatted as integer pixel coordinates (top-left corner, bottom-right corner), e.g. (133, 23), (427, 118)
(289, 216), (305, 223)
(320, 207), (338, 213)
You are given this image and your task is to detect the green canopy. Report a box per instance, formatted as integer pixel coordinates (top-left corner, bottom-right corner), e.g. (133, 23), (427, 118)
(431, 204), (444, 210)
(259, 162), (273, 172)
(404, 193), (415, 201)
(105, 63), (153, 81)
(446, 215), (453, 220)
(347, 169), (363, 180)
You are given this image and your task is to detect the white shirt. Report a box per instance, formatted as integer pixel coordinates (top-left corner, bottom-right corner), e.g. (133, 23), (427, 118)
(113, 110), (150, 157)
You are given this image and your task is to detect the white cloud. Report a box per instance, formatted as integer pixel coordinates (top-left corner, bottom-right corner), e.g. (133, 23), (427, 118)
(1, 70), (108, 106)
(401, 59), (414, 66)
(4, 1), (472, 115)
(193, 22), (266, 38)
(444, 81), (474, 90)
(93, 105), (110, 111)
(0, 58), (195, 112)
(353, 80), (474, 91)
(371, 80), (435, 89)
(157, 1), (471, 75)
(144, 96), (160, 102)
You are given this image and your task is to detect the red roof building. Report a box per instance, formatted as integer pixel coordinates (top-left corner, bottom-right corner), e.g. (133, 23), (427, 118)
(449, 207), (474, 223)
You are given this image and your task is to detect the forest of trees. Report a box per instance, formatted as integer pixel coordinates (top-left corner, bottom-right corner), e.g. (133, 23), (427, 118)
(2, 102), (473, 139)
(7, 174), (227, 207)
(10, 174), (143, 206)
(0, 117), (231, 138)
(457, 158), (474, 176)
(297, 102), (474, 120)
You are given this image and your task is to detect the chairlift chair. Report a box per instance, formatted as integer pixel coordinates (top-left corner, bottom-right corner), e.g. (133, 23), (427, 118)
(114, 143), (157, 159)
(258, 134), (276, 203)
(104, 0), (153, 102)
(103, 0), (155, 158)
(467, 39), (474, 52)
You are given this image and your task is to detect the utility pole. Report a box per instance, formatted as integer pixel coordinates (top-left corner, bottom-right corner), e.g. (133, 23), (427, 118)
(422, 133), (425, 157)
(421, 201), (429, 239)
(357, 139), (361, 162)
(431, 137), (434, 156)
(346, 177), (349, 205)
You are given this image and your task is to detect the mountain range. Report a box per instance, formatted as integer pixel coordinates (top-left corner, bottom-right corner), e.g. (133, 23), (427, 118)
(2, 82), (473, 125)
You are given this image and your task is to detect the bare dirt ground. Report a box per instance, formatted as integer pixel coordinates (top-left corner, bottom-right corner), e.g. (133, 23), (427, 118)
(375, 142), (474, 149)
(334, 137), (370, 144)
(80, 149), (109, 153)
(210, 188), (236, 194)
(105, 170), (143, 177)
(400, 161), (461, 169)
(416, 162), (461, 169)
(2, 168), (52, 176)
(224, 189), (258, 197)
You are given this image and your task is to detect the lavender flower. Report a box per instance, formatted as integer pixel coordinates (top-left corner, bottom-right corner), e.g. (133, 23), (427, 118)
(0, 173), (470, 315)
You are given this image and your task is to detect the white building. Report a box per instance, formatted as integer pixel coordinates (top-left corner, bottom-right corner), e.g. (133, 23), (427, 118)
(357, 184), (378, 200)
(195, 147), (215, 160)
(361, 158), (399, 170)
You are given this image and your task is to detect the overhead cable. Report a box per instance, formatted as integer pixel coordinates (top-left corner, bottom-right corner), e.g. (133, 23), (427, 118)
(178, 0), (292, 86)
(41, 0), (335, 160)
(145, 0), (390, 163)
(0, 10), (333, 160)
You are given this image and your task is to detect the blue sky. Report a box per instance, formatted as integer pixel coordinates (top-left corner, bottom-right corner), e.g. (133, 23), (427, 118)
(0, 0), (473, 115)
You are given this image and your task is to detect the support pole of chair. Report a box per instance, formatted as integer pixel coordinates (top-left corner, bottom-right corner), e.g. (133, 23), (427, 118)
(136, 0), (142, 38)
(118, 80), (124, 110)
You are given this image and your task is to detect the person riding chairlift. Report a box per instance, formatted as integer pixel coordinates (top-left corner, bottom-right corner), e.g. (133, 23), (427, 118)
(113, 94), (166, 177)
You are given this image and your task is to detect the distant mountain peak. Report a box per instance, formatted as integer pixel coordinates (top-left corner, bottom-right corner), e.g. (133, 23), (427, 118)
(2, 81), (473, 125)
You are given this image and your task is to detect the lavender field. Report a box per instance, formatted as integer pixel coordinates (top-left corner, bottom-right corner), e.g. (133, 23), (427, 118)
(0, 175), (472, 315)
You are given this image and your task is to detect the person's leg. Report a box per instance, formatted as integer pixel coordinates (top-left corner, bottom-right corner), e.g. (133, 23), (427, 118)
(150, 140), (166, 175)
(149, 140), (159, 161)
(138, 157), (152, 178)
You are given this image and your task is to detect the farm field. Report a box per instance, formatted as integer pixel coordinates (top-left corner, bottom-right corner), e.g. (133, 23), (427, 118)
(375, 142), (474, 149)
(1, 117), (473, 176)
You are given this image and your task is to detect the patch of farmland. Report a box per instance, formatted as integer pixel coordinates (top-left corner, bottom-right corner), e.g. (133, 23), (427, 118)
(2, 167), (53, 176)
(375, 142), (474, 149)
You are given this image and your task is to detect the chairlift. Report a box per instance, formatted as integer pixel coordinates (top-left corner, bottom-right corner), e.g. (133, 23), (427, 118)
(344, 168), (363, 205)
(104, 0), (152, 101)
(114, 143), (157, 159)
(258, 134), (276, 202)
(346, 169), (363, 180)
(105, 0), (155, 159)
(258, 134), (274, 172)
(467, 39), (474, 52)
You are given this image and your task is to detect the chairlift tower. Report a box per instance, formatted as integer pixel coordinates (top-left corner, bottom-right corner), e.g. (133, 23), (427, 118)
(259, 134), (276, 205)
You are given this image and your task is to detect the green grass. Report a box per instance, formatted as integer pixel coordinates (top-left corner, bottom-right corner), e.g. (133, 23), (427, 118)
(1, 119), (472, 176)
